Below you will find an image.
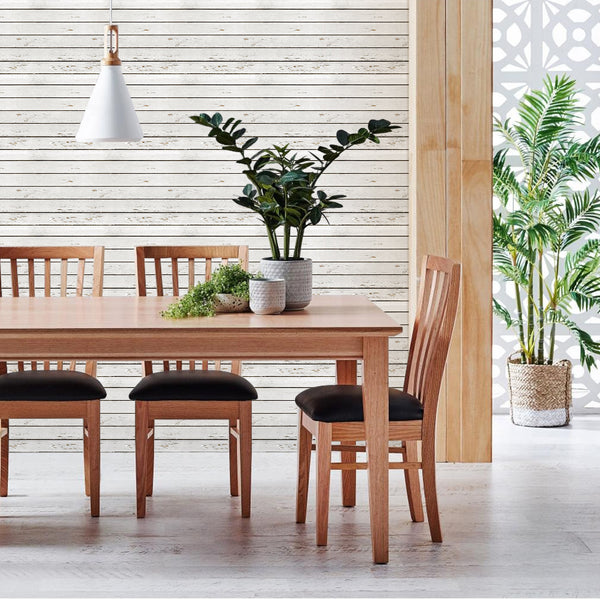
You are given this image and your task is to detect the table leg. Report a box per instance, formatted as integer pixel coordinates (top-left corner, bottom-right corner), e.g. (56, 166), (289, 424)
(362, 336), (389, 564)
(336, 360), (357, 507)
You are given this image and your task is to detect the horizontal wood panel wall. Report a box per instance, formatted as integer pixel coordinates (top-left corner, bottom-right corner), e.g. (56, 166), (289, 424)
(0, 0), (408, 452)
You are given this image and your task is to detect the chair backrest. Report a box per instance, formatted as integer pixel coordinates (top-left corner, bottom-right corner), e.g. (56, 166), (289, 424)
(135, 245), (249, 375)
(404, 255), (461, 428)
(0, 246), (105, 376)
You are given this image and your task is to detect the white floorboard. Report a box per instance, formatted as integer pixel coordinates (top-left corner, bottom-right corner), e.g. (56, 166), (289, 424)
(1, 415), (599, 597)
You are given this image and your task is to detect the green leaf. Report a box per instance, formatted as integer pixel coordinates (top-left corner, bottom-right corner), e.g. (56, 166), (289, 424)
(280, 171), (307, 184)
(254, 155), (270, 171)
(368, 119), (391, 132)
(242, 137), (258, 150)
(215, 131), (234, 145)
(309, 206), (322, 225)
(211, 113), (223, 127)
(336, 130), (349, 145)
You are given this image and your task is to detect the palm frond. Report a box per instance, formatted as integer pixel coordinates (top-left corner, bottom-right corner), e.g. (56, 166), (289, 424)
(514, 75), (581, 150)
(559, 191), (600, 249)
(493, 149), (523, 206)
(550, 311), (600, 370)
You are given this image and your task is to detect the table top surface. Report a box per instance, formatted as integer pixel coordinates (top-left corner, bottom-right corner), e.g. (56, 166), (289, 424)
(0, 295), (402, 335)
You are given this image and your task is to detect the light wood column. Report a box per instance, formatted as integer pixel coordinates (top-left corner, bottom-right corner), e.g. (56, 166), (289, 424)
(409, 0), (492, 462)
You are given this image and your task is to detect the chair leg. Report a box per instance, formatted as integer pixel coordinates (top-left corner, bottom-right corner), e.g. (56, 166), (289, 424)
(87, 401), (101, 517)
(340, 440), (357, 507)
(403, 441), (424, 522)
(146, 419), (155, 497)
(315, 422), (332, 546)
(422, 438), (442, 542)
(228, 418), (239, 497)
(237, 401), (252, 518)
(296, 412), (312, 523)
(0, 419), (8, 497)
(83, 419), (90, 497)
(135, 401), (149, 518)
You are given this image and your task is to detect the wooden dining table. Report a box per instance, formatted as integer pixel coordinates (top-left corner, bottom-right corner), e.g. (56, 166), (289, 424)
(0, 293), (402, 563)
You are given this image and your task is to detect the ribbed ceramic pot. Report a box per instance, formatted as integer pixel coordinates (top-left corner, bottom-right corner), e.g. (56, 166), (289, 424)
(259, 258), (312, 310)
(249, 278), (286, 315)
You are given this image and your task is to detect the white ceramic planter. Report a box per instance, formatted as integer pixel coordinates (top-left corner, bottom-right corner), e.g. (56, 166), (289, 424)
(213, 293), (249, 313)
(259, 258), (312, 310)
(249, 278), (286, 315)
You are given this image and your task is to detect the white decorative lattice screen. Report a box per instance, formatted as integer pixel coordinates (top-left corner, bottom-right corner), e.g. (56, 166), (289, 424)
(493, 0), (600, 413)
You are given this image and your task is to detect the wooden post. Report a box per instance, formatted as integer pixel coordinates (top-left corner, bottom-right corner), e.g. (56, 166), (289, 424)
(409, 0), (492, 462)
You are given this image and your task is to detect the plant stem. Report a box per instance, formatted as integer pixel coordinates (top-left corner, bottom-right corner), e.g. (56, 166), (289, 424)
(537, 249), (545, 364)
(548, 249), (561, 364)
(293, 227), (305, 259)
(526, 249), (535, 364)
(511, 251), (526, 362)
(267, 227), (280, 260)
(283, 224), (290, 260)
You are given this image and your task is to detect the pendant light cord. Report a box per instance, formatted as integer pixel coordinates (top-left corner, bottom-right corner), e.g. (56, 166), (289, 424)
(108, 0), (114, 53)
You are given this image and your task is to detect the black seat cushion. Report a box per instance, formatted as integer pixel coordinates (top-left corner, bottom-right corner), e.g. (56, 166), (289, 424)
(129, 370), (258, 401)
(295, 385), (423, 423)
(0, 370), (107, 401)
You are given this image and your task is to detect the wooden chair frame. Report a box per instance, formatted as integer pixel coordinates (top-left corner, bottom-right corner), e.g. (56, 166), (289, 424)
(296, 255), (461, 545)
(134, 245), (252, 518)
(0, 246), (105, 516)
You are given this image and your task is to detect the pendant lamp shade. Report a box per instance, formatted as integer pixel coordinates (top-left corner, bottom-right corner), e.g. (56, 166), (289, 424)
(76, 24), (142, 143)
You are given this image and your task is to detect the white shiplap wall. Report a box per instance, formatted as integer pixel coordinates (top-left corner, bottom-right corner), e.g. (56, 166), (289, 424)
(0, 0), (408, 451)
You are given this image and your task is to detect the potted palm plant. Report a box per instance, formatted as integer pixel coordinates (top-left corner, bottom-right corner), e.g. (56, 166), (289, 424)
(493, 75), (600, 427)
(191, 113), (398, 309)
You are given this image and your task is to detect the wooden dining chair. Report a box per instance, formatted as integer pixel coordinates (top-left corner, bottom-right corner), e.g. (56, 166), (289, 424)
(130, 246), (257, 518)
(295, 255), (460, 546)
(0, 246), (105, 516)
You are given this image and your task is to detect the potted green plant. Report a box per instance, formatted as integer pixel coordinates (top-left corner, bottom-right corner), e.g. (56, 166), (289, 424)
(191, 112), (399, 309)
(162, 263), (253, 318)
(493, 74), (600, 427)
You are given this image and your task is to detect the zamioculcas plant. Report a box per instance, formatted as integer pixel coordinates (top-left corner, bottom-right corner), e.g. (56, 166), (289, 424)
(493, 74), (600, 370)
(190, 113), (399, 260)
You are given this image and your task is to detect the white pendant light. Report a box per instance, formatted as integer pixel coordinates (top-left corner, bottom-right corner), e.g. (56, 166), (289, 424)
(76, 1), (142, 143)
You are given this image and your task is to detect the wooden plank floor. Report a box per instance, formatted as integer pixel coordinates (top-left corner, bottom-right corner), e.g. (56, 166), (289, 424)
(0, 415), (599, 597)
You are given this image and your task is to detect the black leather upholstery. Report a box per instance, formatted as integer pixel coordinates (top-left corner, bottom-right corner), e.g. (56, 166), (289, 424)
(295, 385), (423, 423)
(129, 369), (258, 401)
(0, 370), (107, 401)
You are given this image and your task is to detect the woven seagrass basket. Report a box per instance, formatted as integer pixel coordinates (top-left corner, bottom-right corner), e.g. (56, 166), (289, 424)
(507, 353), (572, 427)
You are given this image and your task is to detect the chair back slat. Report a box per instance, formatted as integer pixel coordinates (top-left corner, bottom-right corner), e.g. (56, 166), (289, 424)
(135, 246), (249, 375)
(0, 246), (105, 376)
(155, 259), (164, 296)
(404, 256), (461, 427)
(28, 258), (35, 295)
(188, 258), (195, 289)
(76, 258), (86, 296)
(44, 258), (51, 296)
(60, 259), (68, 296)
(171, 258), (180, 296)
(10, 259), (19, 297)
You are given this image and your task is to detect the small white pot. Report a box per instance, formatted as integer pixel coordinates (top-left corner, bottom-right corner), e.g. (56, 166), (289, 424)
(249, 278), (286, 315)
(259, 258), (312, 310)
